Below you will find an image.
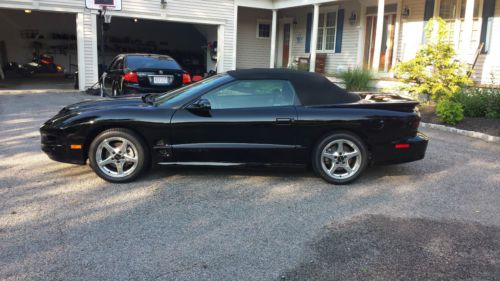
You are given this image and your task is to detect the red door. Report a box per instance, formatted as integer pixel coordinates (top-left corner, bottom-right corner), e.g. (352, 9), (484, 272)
(282, 23), (291, 67)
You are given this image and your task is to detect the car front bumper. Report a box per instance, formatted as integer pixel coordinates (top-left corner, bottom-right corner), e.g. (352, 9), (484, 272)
(371, 132), (429, 165)
(40, 126), (86, 165)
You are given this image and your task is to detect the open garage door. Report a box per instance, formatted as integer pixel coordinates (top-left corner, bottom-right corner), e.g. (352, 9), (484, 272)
(97, 16), (218, 82)
(0, 9), (78, 91)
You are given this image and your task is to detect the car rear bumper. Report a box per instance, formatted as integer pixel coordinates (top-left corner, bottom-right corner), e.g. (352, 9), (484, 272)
(371, 132), (429, 165)
(123, 83), (182, 95)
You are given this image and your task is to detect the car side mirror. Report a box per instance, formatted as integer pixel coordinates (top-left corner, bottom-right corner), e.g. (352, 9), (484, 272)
(189, 98), (211, 111)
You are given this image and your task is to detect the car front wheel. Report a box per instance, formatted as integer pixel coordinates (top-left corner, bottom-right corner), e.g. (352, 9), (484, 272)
(313, 132), (368, 184)
(89, 129), (148, 183)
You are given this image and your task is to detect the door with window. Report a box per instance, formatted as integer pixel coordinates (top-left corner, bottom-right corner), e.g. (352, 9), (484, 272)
(170, 80), (299, 163)
(438, 0), (482, 49)
(363, 14), (396, 71)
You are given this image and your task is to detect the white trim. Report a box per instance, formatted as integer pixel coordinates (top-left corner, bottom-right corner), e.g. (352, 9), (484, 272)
(256, 19), (272, 39)
(217, 24), (225, 73)
(357, 2), (367, 67)
(372, 0), (385, 71)
(309, 4), (320, 72)
(232, 4), (238, 70)
(76, 13), (86, 91)
(392, 0), (402, 71)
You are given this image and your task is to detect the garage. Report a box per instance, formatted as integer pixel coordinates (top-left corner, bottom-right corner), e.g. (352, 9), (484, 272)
(96, 15), (219, 90)
(0, 9), (78, 91)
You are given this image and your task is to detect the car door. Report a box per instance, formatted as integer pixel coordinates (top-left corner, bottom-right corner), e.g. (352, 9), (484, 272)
(170, 79), (300, 164)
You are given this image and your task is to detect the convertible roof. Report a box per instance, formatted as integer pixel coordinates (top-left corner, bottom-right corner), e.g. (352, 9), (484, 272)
(227, 68), (360, 106)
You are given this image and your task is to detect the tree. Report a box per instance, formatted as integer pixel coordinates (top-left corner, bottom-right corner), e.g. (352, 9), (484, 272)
(394, 17), (472, 102)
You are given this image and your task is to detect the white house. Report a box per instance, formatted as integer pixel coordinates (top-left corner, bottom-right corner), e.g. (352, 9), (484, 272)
(0, 0), (499, 91)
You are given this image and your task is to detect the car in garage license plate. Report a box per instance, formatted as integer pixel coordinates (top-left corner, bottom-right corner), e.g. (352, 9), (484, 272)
(152, 75), (173, 85)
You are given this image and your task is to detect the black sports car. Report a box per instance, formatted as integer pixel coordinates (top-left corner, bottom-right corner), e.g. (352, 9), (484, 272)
(41, 69), (428, 184)
(102, 54), (191, 97)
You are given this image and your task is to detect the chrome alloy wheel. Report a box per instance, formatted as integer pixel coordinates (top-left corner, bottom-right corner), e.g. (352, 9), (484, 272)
(321, 139), (362, 180)
(95, 137), (139, 178)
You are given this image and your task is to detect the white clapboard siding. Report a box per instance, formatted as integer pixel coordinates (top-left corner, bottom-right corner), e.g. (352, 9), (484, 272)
(236, 7), (272, 69)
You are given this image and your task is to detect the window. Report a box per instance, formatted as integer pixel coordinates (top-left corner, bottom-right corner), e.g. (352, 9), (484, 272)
(257, 20), (271, 39)
(201, 80), (296, 109)
(439, 0), (480, 19)
(316, 11), (337, 51)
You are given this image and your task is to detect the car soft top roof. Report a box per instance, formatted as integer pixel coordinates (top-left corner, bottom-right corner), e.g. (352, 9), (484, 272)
(227, 68), (360, 106)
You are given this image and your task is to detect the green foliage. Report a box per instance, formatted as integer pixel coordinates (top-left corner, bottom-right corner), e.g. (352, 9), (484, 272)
(436, 99), (464, 125)
(452, 87), (500, 118)
(394, 17), (472, 102)
(338, 68), (373, 91)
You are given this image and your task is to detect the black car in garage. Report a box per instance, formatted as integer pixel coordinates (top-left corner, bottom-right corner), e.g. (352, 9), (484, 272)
(102, 54), (191, 96)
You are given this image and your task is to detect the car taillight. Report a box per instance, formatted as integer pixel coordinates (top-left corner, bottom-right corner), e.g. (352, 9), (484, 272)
(123, 71), (138, 83)
(182, 73), (191, 84)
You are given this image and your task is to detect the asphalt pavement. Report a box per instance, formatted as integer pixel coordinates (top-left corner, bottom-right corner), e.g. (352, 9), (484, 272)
(1, 91), (499, 281)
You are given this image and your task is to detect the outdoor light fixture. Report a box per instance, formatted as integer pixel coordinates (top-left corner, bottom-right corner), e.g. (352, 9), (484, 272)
(24, 9), (32, 14)
(349, 11), (357, 25)
(402, 6), (410, 17)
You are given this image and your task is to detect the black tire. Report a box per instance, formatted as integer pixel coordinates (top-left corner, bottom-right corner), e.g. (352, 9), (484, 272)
(88, 129), (149, 183)
(312, 132), (368, 184)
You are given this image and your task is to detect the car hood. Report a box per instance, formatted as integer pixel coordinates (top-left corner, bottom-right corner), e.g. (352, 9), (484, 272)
(58, 96), (150, 115)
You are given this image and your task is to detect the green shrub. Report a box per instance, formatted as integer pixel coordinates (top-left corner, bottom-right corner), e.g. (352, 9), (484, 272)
(436, 100), (464, 125)
(451, 87), (500, 118)
(338, 68), (373, 91)
(394, 17), (472, 102)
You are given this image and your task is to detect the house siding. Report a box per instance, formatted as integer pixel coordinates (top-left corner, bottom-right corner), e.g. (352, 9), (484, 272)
(236, 7), (272, 69)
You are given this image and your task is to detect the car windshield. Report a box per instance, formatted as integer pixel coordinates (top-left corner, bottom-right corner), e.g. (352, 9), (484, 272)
(126, 55), (181, 70)
(154, 74), (229, 105)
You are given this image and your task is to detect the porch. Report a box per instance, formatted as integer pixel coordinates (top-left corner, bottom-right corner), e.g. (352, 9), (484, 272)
(234, 0), (499, 85)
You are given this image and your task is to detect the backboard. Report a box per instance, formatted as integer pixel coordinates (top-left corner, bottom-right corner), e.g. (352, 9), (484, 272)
(86, 0), (122, 11)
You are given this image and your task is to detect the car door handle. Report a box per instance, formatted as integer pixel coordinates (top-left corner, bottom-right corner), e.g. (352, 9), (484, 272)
(276, 118), (294, 125)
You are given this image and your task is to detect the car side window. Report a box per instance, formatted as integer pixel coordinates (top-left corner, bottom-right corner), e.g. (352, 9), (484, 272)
(201, 80), (296, 109)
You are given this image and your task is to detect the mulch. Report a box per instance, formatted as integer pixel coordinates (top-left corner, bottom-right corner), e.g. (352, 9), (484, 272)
(419, 105), (500, 137)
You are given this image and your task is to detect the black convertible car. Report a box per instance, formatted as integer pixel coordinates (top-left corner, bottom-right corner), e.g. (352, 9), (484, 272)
(41, 69), (428, 184)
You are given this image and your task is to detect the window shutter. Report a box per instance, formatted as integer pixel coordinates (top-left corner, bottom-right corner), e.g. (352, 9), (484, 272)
(305, 13), (312, 53)
(335, 9), (344, 53)
(480, 0), (495, 53)
(424, 0), (435, 21)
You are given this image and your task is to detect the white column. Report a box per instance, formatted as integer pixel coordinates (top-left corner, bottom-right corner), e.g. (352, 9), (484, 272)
(309, 4), (320, 72)
(270, 9), (278, 68)
(76, 13), (86, 91)
(391, 0), (402, 71)
(372, 0), (385, 71)
(232, 5), (238, 70)
(356, 3), (367, 67)
(462, 0), (475, 52)
(217, 24), (225, 73)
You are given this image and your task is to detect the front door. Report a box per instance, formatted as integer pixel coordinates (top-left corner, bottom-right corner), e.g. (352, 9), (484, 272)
(363, 14), (396, 72)
(170, 79), (299, 164)
(282, 23), (291, 67)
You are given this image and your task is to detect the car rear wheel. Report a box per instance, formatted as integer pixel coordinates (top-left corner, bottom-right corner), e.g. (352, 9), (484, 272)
(312, 132), (368, 184)
(89, 129), (148, 183)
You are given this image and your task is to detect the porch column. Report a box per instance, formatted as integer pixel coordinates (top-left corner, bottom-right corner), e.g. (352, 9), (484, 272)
(372, 0), (385, 71)
(270, 9), (278, 68)
(462, 0), (475, 52)
(309, 4), (320, 72)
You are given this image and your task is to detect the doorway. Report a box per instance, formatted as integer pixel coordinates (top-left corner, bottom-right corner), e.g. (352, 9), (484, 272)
(282, 23), (291, 67)
(363, 14), (396, 72)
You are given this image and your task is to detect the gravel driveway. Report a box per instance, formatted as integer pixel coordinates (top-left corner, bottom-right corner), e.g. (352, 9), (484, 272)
(1, 91), (499, 281)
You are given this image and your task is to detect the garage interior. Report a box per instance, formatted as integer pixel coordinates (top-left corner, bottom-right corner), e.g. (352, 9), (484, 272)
(98, 16), (218, 80)
(0, 8), (219, 91)
(0, 9), (77, 91)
